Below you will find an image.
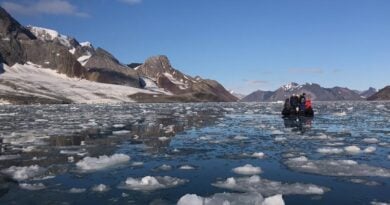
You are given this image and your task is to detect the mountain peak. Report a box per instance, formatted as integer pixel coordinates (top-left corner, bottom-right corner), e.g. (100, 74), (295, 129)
(281, 82), (300, 91)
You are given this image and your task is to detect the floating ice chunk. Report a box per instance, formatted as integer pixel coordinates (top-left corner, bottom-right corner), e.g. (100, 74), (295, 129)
(179, 165), (196, 170)
(177, 192), (284, 205)
(213, 175), (327, 196)
(364, 146), (376, 153)
(317, 147), (343, 154)
(232, 164), (262, 175)
(347, 178), (380, 186)
(263, 194), (285, 205)
(285, 157), (390, 177)
(131, 162), (144, 167)
(19, 183), (46, 190)
(158, 136), (170, 141)
(334, 111), (347, 116)
(1, 165), (44, 181)
(113, 124), (125, 128)
(233, 135), (248, 140)
(371, 201), (390, 205)
(271, 130), (284, 135)
(119, 176), (188, 191)
(0, 154), (20, 160)
(274, 137), (287, 142)
(363, 138), (379, 144)
(252, 152), (265, 159)
(76, 154), (130, 171)
(92, 184), (110, 192)
(69, 188), (86, 193)
(112, 130), (131, 135)
(344, 146), (361, 154)
(154, 164), (173, 172)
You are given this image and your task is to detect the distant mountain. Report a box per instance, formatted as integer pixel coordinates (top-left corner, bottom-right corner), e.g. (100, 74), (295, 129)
(241, 90), (273, 102)
(0, 7), (236, 104)
(228, 90), (246, 100)
(367, 86), (390, 101)
(242, 82), (365, 102)
(360, 87), (377, 98)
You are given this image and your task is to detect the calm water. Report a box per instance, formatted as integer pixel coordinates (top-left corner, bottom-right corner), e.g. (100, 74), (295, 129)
(0, 102), (389, 205)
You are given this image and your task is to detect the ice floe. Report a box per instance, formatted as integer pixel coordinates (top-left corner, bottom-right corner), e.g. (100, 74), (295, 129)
(179, 165), (196, 170)
(69, 188), (87, 193)
(344, 145), (361, 154)
(232, 164), (262, 175)
(363, 138), (379, 144)
(177, 192), (284, 205)
(317, 147), (344, 154)
(154, 164), (172, 171)
(92, 184), (110, 192)
(76, 154), (130, 171)
(118, 176), (188, 191)
(285, 157), (390, 177)
(363, 146), (376, 153)
(251, 152), (265, 159)
(212, 175), (327, 196)
(19, 183), (46, 190)
(1, 165), (45, 181)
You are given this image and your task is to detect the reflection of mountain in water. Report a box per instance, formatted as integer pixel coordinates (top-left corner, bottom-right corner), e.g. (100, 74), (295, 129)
(283, 117), (312, 134)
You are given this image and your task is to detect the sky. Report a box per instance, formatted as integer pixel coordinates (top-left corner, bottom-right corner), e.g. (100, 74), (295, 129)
(2, 0), (390, 94)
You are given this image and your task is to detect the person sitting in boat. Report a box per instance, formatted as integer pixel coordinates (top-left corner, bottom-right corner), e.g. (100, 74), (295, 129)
(299, 93), (306, 112)
(305, 95), (312, 110)
(290, 94), (299, 112)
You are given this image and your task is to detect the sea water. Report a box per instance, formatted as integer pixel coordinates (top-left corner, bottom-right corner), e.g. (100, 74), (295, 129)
(0, 102), (389, 205)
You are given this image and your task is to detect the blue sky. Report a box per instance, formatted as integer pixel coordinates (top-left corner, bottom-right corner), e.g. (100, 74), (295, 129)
(2, 0), (390, 94)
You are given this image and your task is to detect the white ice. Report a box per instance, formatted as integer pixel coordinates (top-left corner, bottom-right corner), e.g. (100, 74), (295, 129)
(317, 147), (344, 154)
(69, 188), (87, 193)
(119, 176), (188, 191)
(177, 192), (284, 205)
(19, 183), (46, 190)
(285, 156), (390, 177)
(1, 165), (45, 181)
(179, 165), (196, 170)
(92, 184), (110, 192)
(232, 164), (262, 175)
(363, 138), (379, 144)
(76, 154), (130, 171)
(212, 175), (327, 196)
(252, 152), (265, 159)
(344, 145), (361, 154)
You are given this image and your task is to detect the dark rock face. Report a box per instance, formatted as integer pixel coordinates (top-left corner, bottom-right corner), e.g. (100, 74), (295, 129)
(84, 48), (141, 87)
(137, 55), (238, 102)
(241, 90), (274, 102)
(21, 40), (87, 78)
(367, 86), (390, 101)
(243, 83), (365, 101)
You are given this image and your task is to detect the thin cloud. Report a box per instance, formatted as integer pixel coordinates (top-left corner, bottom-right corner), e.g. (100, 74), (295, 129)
(1, 0), (89, 17)
(118, 0), (143, 5)
(288, 68), (323, 74)
(243, 79), (268, 85)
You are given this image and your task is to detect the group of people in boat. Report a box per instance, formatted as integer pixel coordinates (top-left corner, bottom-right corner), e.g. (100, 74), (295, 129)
(282, 93), (314, 117)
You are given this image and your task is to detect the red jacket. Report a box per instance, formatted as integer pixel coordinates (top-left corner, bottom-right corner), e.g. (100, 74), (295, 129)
(305, 100), (312, 109)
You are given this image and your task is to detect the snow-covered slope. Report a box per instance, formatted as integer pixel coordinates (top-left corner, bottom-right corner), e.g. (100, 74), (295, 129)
(0, 63), (169, 104)
(27, 26), (73, 48)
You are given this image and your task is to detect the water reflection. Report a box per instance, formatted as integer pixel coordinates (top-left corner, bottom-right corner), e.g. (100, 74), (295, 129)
(283, 116), (312, 134)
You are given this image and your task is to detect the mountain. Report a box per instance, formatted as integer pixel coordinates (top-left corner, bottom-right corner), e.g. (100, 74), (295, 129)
(228, 90), (246, 100)
(241, 90), (273, 102)
(0, 7), (236, 104)
(360, 87), (377, 98)
(367, 86), (390, 101)
(134, 55), (237, 102)
(242, 82), (365, 102)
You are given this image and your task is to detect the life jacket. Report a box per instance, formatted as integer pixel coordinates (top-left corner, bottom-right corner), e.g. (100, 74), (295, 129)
(305, 100), (312, 109)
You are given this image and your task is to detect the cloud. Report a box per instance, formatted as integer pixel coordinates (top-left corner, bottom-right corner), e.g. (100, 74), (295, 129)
(288, 68), (323, 74)
(1, 0), (89, 17)
(118, 0), (143, 5)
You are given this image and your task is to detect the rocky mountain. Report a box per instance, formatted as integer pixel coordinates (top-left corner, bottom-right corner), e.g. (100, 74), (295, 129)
(135, 55), (237, 102)
(241, 90), (273, 102)
(0, 7), (236, 104)
(228, 90), (246, 100)
(367, 86), (390, 101)
(359, 87), (377, 98)
(242, 82), (366, 102)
